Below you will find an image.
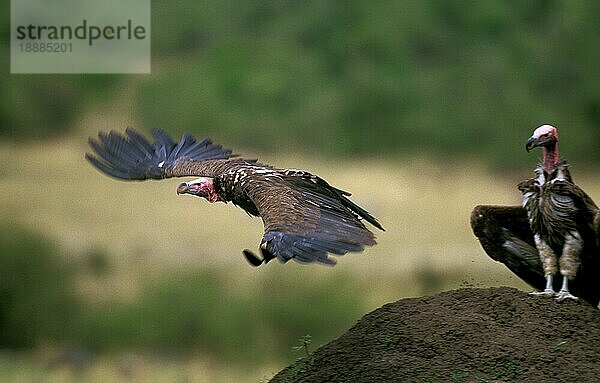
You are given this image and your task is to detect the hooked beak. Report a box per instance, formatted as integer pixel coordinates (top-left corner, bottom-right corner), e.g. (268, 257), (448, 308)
(525, 136), (539, 152)
(177, 182), (189, 195)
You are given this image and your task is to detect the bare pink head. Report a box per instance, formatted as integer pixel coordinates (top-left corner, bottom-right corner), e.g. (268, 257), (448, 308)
(531, 124), (558, 142)
(525, 124), (559, 172)
(177, 177), (220, 203)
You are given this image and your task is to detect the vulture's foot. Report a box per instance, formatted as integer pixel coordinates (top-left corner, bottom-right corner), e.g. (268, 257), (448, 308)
(243, 250), (263, 267)
(556, 290), (579, 302)
(555, 277), (578, 301)
(242, 247), (276, 267)
(529, 289), (556, 297)
(529, 274), (556, 297)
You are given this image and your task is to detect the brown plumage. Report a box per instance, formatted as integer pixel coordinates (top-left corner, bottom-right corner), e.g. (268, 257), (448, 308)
(471, 125), (600, 305)
(86, 128), (383, 266)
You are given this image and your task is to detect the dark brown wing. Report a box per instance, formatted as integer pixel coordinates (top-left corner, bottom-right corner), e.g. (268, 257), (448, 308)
(85, 128), (237, 180)
(471, 205), (600, 306)
(564, 182), (599, 216)
(245, 172), (382, 265)
(548, 179), (599, 254)
(471, 205), (544, 285)
(562, 183), (600, 306)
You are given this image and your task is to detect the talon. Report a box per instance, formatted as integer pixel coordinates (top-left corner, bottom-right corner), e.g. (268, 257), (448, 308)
(555, 290), (579, 302)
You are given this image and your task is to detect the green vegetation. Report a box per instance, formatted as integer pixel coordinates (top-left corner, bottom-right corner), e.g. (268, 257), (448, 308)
(3, 1), (600, 168)
(0, 222), (78, 348)
(76, 271), (363, 365)
(0, 224), (363, 365)
(291, 335), (312, 358)
(287, 335), (315, 380)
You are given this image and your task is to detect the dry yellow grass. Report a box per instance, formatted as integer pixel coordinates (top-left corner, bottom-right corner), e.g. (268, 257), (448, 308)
(4, 135), (600, 296)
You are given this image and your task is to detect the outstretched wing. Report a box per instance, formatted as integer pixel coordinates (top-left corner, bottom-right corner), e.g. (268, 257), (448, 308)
(246, 172), (383, 265)
(86, 128), (236, 180)
(471, 205), (600, 306)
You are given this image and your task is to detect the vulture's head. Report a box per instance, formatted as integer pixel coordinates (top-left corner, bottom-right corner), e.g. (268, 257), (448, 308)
(526, 124), (558, 152)
(177, 177), (220, 203)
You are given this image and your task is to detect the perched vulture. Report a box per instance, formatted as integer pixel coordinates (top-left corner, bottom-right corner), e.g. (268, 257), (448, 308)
(471, 125), (600, 305)
(86, 128), (383, 266)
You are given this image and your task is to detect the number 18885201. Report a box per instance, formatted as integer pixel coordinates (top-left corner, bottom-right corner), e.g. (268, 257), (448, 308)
(19, 42), (73, 53)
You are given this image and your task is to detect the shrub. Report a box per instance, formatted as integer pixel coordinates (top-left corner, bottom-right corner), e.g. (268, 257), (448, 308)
(0, 222), (78, 348)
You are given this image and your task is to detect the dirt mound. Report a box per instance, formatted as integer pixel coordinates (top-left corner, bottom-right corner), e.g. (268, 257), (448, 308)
(269, 287), (600, 383)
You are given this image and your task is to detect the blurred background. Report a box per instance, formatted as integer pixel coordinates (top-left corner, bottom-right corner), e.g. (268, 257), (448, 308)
(2, 1), (600, 382)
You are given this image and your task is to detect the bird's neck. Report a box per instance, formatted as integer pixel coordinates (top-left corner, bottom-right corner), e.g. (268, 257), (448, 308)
(542, 143), (559, 173)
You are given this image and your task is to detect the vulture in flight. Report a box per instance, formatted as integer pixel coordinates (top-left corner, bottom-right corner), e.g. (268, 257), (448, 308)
(471, 125), (600, 305)
(86, 128), (383, 266)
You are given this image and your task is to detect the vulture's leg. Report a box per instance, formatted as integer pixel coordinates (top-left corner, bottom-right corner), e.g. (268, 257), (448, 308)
(530, 234), (557, 296)
(243, 250), (264, 267)
(529, 274), (555, 296)
(556, 232), (582, 302)
(242, 245), (277, 267)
